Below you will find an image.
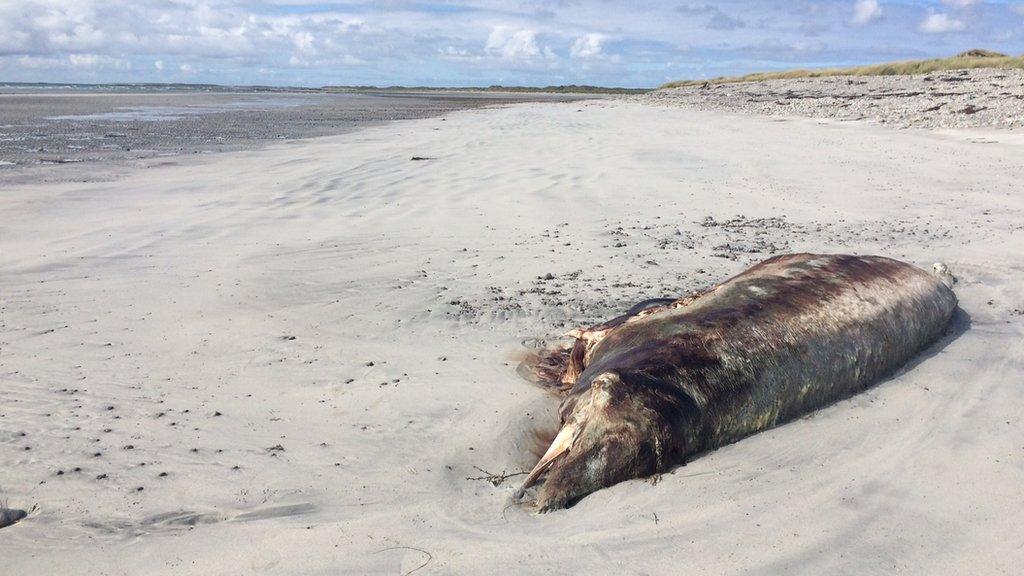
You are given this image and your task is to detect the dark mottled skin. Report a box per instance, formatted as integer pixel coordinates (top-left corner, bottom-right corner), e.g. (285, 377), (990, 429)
(0, 508), (27, 529)
(524, 254), (957, 511)
(561, 298), (681, 386)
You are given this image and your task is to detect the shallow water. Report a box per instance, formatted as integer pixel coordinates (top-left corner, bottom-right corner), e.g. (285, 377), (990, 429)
(46, 96), (323, 122)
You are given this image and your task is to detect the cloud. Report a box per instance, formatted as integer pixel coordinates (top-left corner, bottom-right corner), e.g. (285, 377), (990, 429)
(570, 33), (603, 58)
(707, 11), (746, 30)
(676, 4), (746, 31)
(920, 13), (965, 33)
(154, 60), (164, 71)
(940, 0), (981, 7)
(439, 45), (474, 59)
(851, 0), (882, 25)
(485, 26), (543, 60)
(292, 31), (315, 54)
(68, 53), (130, 69)
(15, 55), (65, 69)
(741, 39), (828, 60)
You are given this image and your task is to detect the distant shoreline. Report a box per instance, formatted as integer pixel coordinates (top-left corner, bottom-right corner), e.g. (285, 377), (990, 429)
(0, 81), (649, 95)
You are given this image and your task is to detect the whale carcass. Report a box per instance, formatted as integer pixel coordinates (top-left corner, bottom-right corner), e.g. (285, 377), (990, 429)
(519, 253), (957, 511)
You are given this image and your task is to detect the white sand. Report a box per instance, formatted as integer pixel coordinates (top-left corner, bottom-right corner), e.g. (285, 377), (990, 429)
(2, 101), (1023, 574)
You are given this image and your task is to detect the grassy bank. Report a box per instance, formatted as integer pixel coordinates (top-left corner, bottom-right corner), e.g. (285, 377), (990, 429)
(661, 50), (1024, 88)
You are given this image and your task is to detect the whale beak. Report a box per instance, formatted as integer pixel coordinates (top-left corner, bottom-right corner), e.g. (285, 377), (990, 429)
(516, 421), (579, 498)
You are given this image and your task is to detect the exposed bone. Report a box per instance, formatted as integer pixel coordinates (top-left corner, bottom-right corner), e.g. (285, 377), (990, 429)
(518, 421), (579, 493)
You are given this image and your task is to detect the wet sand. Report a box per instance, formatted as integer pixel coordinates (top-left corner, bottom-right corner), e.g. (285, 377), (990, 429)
(0, 88), (589, 185)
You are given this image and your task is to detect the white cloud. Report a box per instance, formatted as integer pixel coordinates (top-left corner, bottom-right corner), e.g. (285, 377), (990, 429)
(0, 26), (30, 52)
(15, 55), (64, 69)
(288, 53), (363, 67)
(441, 46), (470, 57)
(1011, 3), (1024, 16)
(920, 13), (966, 33)
(68, 54), (98, 67)
(485, 26), (547, 61)
(179, 63), (194, 73)
(293, 31), (315, 53)
(940, 0), (981, 7)
(570, 33), (604, 58)
(154, 60), (164, 71)
(68, 53), (130, 69)
(851, 0), (882, 25)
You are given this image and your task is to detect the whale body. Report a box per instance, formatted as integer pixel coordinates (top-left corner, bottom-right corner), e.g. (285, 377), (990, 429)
(520, 253), (958, 511)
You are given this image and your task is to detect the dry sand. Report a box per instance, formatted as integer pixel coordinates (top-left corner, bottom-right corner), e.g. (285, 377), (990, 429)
(2, 100), (1023, 574)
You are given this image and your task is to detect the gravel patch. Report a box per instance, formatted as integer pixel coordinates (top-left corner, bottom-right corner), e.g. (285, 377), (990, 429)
(638, 68), (1024, 130)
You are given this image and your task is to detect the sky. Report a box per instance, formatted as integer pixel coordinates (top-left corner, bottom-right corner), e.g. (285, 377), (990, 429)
(1, 0), (1023, 88)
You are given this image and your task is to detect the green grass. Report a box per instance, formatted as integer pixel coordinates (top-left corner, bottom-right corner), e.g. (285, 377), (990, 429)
(660, 50), (1024, 89)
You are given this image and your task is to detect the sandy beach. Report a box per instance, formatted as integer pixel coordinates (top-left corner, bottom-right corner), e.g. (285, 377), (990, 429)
(2, 98), (1023, 574)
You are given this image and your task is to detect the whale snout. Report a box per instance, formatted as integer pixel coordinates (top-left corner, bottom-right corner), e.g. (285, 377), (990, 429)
(534, 435), (643, 512)
(519, 372), (685, 512)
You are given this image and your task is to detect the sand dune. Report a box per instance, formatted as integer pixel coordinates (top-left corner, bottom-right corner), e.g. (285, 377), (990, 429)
(2, 100), (1022, 574)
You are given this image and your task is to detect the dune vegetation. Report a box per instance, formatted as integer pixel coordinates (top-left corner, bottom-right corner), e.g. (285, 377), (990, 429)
(661, 50), (1024, 88)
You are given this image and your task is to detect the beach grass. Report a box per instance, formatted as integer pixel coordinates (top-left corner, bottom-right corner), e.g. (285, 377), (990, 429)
(660, 50), (1024, 88)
